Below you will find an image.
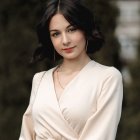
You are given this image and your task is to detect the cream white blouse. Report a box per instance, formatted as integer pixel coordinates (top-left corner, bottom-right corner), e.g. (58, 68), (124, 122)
(19, 60), (123, 140)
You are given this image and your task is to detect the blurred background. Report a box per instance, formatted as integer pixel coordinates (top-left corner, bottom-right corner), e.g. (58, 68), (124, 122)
(0, 0), (140, 139)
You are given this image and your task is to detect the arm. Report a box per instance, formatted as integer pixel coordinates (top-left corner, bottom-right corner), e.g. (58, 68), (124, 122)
(19, 73), (41, 140)
(79, 67), (123, 140)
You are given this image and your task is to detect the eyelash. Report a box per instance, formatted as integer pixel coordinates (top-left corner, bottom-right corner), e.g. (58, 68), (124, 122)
(52, 28), (77, 37)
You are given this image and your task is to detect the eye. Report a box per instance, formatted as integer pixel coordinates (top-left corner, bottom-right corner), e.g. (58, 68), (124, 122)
(52, 32), (59, 37)
(69, 28), (76, 32)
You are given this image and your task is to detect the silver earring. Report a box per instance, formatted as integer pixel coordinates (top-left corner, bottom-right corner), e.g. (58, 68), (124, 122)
(86, 39), (88, 52)
(54, 48), (55, 61)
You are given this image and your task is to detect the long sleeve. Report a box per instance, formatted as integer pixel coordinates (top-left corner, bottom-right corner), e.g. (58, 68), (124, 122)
(19, 73), (42, 140)
(79, 67), (123, 140)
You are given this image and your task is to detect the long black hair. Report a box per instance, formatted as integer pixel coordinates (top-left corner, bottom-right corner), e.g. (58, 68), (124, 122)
(30, 0), (105, 63)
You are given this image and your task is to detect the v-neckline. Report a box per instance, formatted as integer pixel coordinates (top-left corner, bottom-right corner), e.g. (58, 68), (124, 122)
(51, 60), (92, 104)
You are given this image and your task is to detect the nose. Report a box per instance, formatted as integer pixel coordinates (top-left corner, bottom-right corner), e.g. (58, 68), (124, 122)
(62, 32), (71, 46)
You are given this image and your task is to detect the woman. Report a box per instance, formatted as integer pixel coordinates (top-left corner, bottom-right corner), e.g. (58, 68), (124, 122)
(19, 0), (123, 140)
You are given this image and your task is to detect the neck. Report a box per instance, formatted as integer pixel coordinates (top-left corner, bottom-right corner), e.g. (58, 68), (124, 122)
(59, 52), (91, 73)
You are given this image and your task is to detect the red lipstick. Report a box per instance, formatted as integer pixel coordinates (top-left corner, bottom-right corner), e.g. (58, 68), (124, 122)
(64, 47), (75, 52)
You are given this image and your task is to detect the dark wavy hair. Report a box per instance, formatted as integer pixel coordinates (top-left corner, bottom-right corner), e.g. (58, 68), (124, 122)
(30, 0), (105, 63)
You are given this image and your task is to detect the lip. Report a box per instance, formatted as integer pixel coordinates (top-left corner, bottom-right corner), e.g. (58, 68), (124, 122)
(63, 46), (75, 52)
(63, 47), (75, 50)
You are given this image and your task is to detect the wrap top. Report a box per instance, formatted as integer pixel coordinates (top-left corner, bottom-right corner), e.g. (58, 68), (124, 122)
(19, 60), (123, 140)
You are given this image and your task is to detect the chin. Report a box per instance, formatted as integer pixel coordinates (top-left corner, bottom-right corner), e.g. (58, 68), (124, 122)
(63, 54), (80, 60)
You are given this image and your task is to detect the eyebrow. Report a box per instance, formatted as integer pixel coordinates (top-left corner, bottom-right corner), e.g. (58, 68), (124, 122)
(49, 24), (73, 33)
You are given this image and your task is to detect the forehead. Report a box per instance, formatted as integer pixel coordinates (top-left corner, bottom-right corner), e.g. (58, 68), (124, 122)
(49, 13), (70, 30)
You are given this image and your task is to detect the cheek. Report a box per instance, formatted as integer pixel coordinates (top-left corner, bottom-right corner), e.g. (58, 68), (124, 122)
(50, 37), (61, 49)
(72, 30), (85, 44)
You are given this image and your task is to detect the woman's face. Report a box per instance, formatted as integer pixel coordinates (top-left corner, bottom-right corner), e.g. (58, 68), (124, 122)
(49, 13), (87, 60)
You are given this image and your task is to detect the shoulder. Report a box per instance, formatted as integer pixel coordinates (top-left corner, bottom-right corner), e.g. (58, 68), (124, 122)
(105, 66), (122, 83)
(32, 65), (58, 83)
(94, 61), (122, 79)
(92, 61), (122, 87)
(32, 71), (47, 87)
(33, 71), (46, 81)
